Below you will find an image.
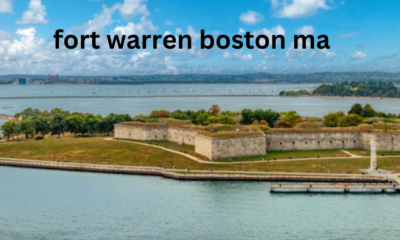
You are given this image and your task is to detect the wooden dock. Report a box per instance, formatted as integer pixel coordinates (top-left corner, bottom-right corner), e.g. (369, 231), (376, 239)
(270, 183), (400, 193)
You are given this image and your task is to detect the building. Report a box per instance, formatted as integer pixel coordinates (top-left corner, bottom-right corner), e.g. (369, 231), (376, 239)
(114, 122), (400, 161)
(48, 75), (59, 82)
(18, 78), (27, 85)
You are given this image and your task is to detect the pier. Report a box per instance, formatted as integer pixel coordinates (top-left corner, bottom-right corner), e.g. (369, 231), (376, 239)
(270, 183), (400, 193)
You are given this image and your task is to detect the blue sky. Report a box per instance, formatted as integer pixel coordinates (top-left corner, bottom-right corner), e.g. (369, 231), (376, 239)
(0, 0), (399, 75)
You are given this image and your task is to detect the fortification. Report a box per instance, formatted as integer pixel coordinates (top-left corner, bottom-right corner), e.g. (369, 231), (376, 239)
(115, 122), (400, 160)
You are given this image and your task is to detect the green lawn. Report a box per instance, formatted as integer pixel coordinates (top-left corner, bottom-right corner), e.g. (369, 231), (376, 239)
(1, 137), (400, 174)
(215, 149), (348, 162)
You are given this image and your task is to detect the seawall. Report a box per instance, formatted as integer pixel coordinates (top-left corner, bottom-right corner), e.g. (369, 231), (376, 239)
(0, 158), (387, 183)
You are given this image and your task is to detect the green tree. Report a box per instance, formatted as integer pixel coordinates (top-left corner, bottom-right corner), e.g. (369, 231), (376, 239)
(218, 115), (237, 124)
(51, 114), (66, 138)
(190, 109), (207, 125)
(281, 111), (301, 126)
(66, 114), (84, 136)
(240, 109), (254, 124)
(1, 121), (17, 140)
(360, 104), (376, 117)
(19, 119), (35, 139)
(348, 103), (363, 115)
(323, 112), (341, 127)
(337, 114), (363, 127)
(33, 117), (51, 137)
(171, 110), (189, 120)
(196, 113), (210, 125)
(83, 114), (101, 136)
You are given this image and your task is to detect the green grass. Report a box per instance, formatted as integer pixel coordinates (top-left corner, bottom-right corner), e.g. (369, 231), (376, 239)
(215, 149), (348, 162)
(345, 149), (400, 157)
(1, 137), (400, 174)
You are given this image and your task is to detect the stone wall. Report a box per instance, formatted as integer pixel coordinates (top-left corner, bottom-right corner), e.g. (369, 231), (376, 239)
(210, 135), (267, 160)
(115, 123), (400, 160)
(266, 132), (361, 151)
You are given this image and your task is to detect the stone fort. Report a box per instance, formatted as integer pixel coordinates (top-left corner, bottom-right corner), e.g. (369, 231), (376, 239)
(115, 123), (400, 160)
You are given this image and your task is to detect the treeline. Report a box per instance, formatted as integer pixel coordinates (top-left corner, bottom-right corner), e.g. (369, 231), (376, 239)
(0, 108), (132, 140)
(280, 81), (400, 98)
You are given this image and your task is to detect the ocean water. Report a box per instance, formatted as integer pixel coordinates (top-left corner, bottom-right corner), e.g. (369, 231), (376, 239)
(0, 84), (399, 117)
(0, 166), (398, 240)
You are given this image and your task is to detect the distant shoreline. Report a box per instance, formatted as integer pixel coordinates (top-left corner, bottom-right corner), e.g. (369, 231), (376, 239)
(0, 95), (399, 101)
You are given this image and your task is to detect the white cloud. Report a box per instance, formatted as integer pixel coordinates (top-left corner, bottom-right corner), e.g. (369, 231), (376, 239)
(310, 49), (335, 58)
(238, 27), (246, 35)
(16, 0), (48, 24)
(352, 50), (367, 59)
(296, 25), (314, 35)
(0, 0), (12, 13)
(81, 5), (115, 34)
(253, 25), (285, 37)
(239, 10), (263, 24)
(165, 20), (174, 25)
(222, 51), (231, 59)
(338, 32), (358, 38)
(116, 0), (149, 18)
(234, 51), (253, 61)
(272, 0), (330, 18)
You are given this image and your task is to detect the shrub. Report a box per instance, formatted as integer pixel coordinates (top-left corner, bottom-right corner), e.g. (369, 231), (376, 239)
(292, 118), (304, 126)
(35, 136), (44, 140)
(323, 112), (341, 127)
(252, 120), (259, 125)
(308, 118), (316, 123)
(274, 120), (291, 128)
(281, 111), (301, 126)
(294, 122), (319, 129)
(149, 110), (171, 118)
(259, 120), (269, 126)
(337, 114), (363, 127)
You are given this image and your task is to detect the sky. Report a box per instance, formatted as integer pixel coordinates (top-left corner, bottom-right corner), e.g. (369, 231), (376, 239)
(0, 0), (399, 75)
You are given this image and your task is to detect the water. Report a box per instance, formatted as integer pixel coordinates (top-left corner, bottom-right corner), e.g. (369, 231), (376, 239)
(0, 166), (398, 240)
(0, 84), (399, 117)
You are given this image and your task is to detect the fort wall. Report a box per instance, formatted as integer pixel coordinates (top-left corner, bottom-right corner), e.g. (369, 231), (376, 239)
(115, 123), (400, 160)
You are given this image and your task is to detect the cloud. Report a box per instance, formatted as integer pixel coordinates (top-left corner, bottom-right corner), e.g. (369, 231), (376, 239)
(239, 10), (263, 24)
(0, 0), (12, 13)
(116, 0), (149, 18)
(296, 25), (314, 35)
(16, 0), (48, 24)
(222, 51), (231, 59)
(352, 50), (367, 59)
(165, 20), (174, 25)
(272, 0), (330, 18)
(310, 49), (335, 58)
(234, 51), (253, 61)
(338, 32), (358, 38)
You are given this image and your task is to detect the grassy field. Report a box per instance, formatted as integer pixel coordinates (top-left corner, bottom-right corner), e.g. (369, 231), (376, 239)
(216, 149), (349, 162)
(115, 139), (208, 160)
(1, 137), (400, 173)
(345, 149), (400, 157)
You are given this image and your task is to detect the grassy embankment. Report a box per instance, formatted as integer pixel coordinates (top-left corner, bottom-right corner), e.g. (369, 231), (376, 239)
(1, 137), (400, 173)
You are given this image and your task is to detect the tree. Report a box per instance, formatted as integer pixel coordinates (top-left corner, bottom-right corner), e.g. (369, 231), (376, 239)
(208, 104), (221, 117)
(274, 120), (291, 128)
(51, 114), (66, 138)
(337, 114), (363, 127)
(171, 110), (189, 120)
(66, 114), (84, 136)
(240, 109), (254, 124)
(1, 121), (17, 140)
(281, 111), (301, 126)
(323, 112), (340, 127)
(196, 113), (210, 125)
(19, 119), (35, 139)
(190, 109), (207, 125)
(33, 117), (51, 137)
(208, 116), (220, 124)
(218, 115), (237, 125)
(149, 110), (171, 118)
(83, 114), (101, 136)
(348, 103), (363, 115)
(360, 104), (376, 117)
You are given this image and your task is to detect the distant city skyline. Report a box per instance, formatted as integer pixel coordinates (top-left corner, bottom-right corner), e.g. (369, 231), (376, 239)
(0, 0), (399, 75)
